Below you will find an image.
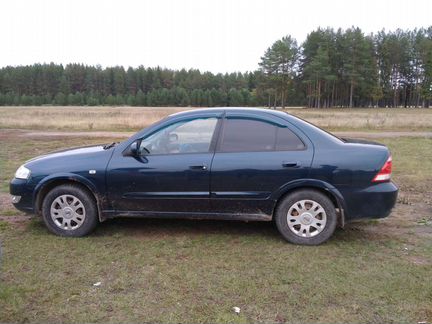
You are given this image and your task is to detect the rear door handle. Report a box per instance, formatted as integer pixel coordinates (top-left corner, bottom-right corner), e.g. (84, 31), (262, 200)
(282, 161), (300, 168)
(189, 164), (208, 170)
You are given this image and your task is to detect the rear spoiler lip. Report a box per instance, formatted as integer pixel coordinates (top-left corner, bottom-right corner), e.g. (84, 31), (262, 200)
(340, 137), (385, 146)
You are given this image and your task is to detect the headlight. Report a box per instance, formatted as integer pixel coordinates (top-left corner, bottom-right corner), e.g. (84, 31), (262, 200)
(15, 165), (31, 180)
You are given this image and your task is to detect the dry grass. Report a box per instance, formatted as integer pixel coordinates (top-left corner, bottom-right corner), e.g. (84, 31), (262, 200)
(284, 107), (432, 131)
(0, 106), (187, 132)
(0, 106), (431, 132)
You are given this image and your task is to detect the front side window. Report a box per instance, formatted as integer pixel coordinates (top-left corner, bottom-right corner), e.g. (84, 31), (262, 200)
(219, 117), (305, 152)
(139, 117), (218, 155)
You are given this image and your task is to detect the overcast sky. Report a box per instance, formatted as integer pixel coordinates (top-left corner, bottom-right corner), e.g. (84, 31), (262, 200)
(1, 0), (431, 73)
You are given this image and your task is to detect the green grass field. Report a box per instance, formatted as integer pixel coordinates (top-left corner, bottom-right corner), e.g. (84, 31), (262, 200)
(0, 108), (431, 323)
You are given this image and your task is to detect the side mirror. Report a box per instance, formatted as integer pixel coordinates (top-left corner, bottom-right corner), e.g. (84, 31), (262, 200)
(123, 140), (139, 157)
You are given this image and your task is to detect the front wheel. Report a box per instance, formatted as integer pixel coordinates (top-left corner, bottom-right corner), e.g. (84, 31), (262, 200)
(41, 184), (99, 237)
(275, 189), (337, 245)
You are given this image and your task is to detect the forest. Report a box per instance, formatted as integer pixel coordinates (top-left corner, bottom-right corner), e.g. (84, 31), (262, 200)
(0, 27), (431, 108)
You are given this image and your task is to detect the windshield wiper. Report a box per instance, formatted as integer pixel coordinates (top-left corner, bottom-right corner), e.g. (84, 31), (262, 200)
(103, 142), (118, 150)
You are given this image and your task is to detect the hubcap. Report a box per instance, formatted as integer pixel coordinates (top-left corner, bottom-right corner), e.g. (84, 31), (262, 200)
(287, 199), (327, 238)
(50, 194), (86, 230)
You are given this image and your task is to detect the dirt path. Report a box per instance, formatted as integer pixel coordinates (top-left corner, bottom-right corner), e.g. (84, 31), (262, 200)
(334, 131), (432, 138)
(3, 129), (432, 139)
(15, 129), (134, 138)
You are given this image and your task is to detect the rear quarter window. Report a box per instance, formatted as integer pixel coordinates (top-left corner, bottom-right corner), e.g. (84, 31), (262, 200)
(276, 127), (305, 150)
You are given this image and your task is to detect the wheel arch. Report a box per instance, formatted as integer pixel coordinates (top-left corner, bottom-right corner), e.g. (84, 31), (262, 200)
(34, 173), (106, 222)
(271, 179), (347, 227)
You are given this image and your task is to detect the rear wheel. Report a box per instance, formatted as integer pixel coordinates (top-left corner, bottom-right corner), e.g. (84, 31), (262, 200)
(275, 189), (337, 245)
(41, 184), (98, 237)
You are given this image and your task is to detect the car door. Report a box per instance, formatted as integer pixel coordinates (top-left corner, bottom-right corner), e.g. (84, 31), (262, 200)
(210, 112), (314, 217)
(107, 114), (221, 214)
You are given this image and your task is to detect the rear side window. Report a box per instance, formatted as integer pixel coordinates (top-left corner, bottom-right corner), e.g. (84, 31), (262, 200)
(276, 127), (305, 150)
(219, 117), (305, 152)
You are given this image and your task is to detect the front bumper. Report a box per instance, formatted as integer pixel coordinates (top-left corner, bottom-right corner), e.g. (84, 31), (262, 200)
(338, 181), (398, 221)
(9, 178), (35, 213)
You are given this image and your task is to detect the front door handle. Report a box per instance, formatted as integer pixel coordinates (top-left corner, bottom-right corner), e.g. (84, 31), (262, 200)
(189, 164), (208, 170)
(282, 161), (300, 168)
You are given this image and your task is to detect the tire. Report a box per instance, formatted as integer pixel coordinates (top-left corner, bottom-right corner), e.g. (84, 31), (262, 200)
(41, 184), (98, 237)
(275, 189), (337, 245)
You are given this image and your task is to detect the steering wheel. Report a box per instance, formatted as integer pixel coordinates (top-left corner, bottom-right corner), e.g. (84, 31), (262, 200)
(141, 146), (151, 154)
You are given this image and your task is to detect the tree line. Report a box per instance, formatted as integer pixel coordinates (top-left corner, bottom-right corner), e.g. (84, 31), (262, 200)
(260, 27), (432, 108)
(0, 26), (431, 108)
(0, 64), (258, 107)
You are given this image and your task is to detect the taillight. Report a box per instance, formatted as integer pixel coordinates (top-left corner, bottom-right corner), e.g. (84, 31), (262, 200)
(372, 155), (392, 182)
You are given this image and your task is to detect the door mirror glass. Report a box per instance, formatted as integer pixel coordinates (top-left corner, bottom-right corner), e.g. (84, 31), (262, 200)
(123, 140), (140, 157)
(130, 141), (139, 155)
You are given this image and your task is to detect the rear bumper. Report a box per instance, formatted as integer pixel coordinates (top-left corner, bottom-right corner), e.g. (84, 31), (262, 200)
(338, 181), (398, 221)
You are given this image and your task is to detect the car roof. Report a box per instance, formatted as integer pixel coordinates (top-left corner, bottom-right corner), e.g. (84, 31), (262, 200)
(169, 107), (291, 119)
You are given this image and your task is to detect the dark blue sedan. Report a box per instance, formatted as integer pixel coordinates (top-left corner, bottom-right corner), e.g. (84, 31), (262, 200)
(10, 108), (398, 245)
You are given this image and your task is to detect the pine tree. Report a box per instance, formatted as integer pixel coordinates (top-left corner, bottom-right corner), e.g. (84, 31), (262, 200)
(105, 94), (116, 106)
(54, 92), (67, 105)
(126, 94), (136, 106)
(135, 90), (147, 106)
(259, 35), (299, 108)
(228, 88), (243, 106)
